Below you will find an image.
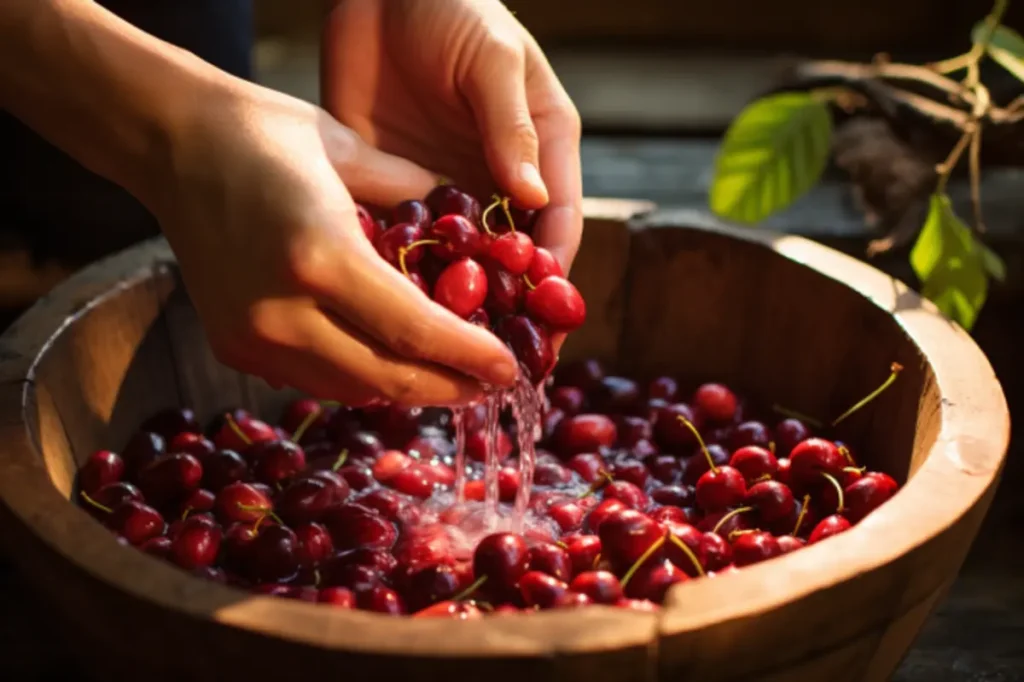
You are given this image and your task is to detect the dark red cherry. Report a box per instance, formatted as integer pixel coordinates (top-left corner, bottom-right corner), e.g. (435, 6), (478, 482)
(425, 185), (481, 224)
(550, 386), (587, 415)
(654, 404), (703, 449)
(495, 315), (554, 383)
(403, 564), (462, 612)
(276, 475), (350, 526)
(744, 480), (796, 525)
(294, 522), (334, 567)
(429, 214), (481, 259)
(774, 418), (812, 456)
(554, 414), (617, 457)
(357, 584), (406, 615)
(695, 466), (747, 512)
(624, 560), (687, 602)
(525, 246), (563, 284)
(789, 438), (847, 490)
(564, 534), (602, 575)
(200, 449), (250, 492)
(731, 530), (782, 567)
(603, 480), (650, 510)
(247, 524), (301, 583)
(375, 222), (425, 267)
(699, 532), (733, 571)
(318, 586), (356, 607)
(473, 533), (530, 592)
(392, 199), (432, 229)
(569, 570), (623, 604)
(121, 430), (166, 477)
(650, 485), (693, 508)
(809, 514), (852, 543)
(519, 571), (569, 609)
(598, 508), (663, 571)
(590, 376), (642, 415)
(79, 450), (125, 494)
(214, 482), (274, 525)
(729, 421), (773, 451)
(528, 542), (572, 581)
(648, 376), (679, 402)
(107, 500), (165, 545)
(248, 440), (307, 487)
(483, 260), (525, 316)
(322, 503), (397, 552)
(137, 452), (203, 507)
(729, 445), (778, 485)
(844, 472), (898, 523)
(433, 258), (488, 319)
(170, 515), (222, 569)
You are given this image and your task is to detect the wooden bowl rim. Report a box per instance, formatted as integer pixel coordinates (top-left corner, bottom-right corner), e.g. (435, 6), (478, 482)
(0, 200), (1009, 657)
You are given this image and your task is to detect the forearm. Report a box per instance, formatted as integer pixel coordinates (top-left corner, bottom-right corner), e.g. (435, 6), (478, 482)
(0, 0), (230, 211)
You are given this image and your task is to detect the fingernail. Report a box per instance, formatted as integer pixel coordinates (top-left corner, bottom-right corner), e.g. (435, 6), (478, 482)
(518, 163), (548, 202)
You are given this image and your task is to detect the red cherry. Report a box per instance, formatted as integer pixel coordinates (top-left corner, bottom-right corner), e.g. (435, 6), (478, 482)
(107, 500), (165, 546)
(318, 586), (356, 608)
(413, 600), (484, 619)
(429, 214), (481, 259)
(569, 570), (623, 604)
(695, 466), (747, 512)
(526, 246), (563, 283)
(482, 260), (525, 315)
(693, 383), (738, 423)
(488, 232), (536, 275)
(844, 472), (898, 522)
(528, 542), (573, 581)
(774, 418), (813, 456)
(519, 571), (569, 609)
(356, 204), (379, 242)
(729, 445), (778, 485)
(777, 535), (806, 554)
(473, 533), (530, 594)
(623, 560), (687, 602)
(731, 531), (782, 567)
(554, 414), (617, 456)
(789, 438), (847, 490)
(214, 482), (273, 525)
(375, 223), (425, 267)
(294, 522), (334, 567)
(809, 514), (852, 543)
(524, 276), (586, 332)
(392, 199), (432, 229)
(79, 450), (125, 494)
(424, 185), (482, 224)
(170, 515), (223, 569)
(433, 258), (488, 318)
(137, 452), (203, 507)
(744, 480), (796, 526)
(494, 315), (554, 383)
(322, 503), (398, 552)
(597, 508), (663, 571)
(648, 376), (679, 402)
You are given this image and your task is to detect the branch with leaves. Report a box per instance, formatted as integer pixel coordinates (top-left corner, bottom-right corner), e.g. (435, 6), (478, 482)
(708, 0), (1021, 331)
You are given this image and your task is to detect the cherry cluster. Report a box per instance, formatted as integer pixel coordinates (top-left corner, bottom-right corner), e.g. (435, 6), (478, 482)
(361, 184), (585, 382)
(74, 358), (902, 617)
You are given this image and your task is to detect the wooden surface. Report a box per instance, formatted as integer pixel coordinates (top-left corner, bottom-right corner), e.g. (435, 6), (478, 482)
(0, 199), (1009, 681)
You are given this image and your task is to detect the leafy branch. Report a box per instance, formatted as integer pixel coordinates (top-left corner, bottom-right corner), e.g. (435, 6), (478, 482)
(708, 0), (1022, 331)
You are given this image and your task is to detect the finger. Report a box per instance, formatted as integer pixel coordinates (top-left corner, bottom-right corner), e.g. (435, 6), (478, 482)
(463, 38), (549, 210)
(321, 119), (441, 207)
(301, 226), (520, 389)
(527, 61), (584, 274)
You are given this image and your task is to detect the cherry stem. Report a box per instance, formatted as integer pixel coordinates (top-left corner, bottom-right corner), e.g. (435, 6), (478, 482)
(398, 239), (441, 278)
(592, 552), (602, 570)
(676, 415), (714, 473)
(843, 466), (866, 474)
(493, 194), (517, 233)
(831, 362), (904, 427)
(225, 413), (251, 446)
(728, 529), (756, 542)
(771, 404), (824, 429)
(237, 503), (282, 529)
(181, 507), (193, 521)
(319, 400), (341, 409)
(755, 473), (773, 483)
(821, 472), (845, 513)
(522, 274), (536, 291)
(792, 494), (812, 536)
(768, 441), (776, 456)
(667, 533), (706, 577)
(838, 445), (856, 466)
(80, 490), (113, 514)
(475, 600), (494, 612)
(452, 574), (488, 602)
(291, 405), (322, 443)
(480, 197), (502, 236)
(578, 470), (614, 499)
(313, 569), (321, 587)
(555, 540), (569, 550)
(331, 449), (349, 472)
(620, 535), (666, 588)
(711, 506), (753, 536)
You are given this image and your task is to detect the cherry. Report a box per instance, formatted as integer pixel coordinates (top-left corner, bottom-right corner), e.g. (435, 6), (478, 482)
(178, 488), (216, 518)
(276, 475), (349, 526)
(693, 383), (738, 423)
(789, 438), (847, 490)
(546, 499), (584, 532)
(137, 452), (203, 507)
(318, 586), (356, 608)
(525, 246), (563, 284)
(774, 418), (812, 456)
(569, 571), (623, 604)
(121, 430), (166, 477)
(489, 232), (536, 275)
(495, 315), (554, 383)
(322, 503), (398, 552)
(248, 440), (307, 487)
(376, 223), (425, 268)
(82, 481), (143, 520)
(603, 481), (650, 511)
(403, 564), (462, 612)
(616, 598), (659, 612)
(679, 415), (746, 511)
(729, 421), (773, 451)
(554, 414), (617, 457)
(413, 600), (484, 619)
(79, 450), (125, 494)
(648, 455), (683, 484)
(585, 498), (628, 534)
(650, 485), (692, 508)
(279, 398), (329, 439)
(612, 459), (650, 488)
(524, 276), (585, 332)
(654, 404), (703, 449)
(433, 258), (488, 318)
(333, 430), (385, 462)
(566, 453), (606, 482)
(598, 508), (663, 571)
(425, 185), (481, 224)
(550, 386), (587, 415)
(775, 457), (792, 487)
(744, 480), (796, 526)
(729, 446), (778, 485)
(107, 500), (165, 545)
(211, 414), (277, 452)
(483, 260), (525, 316)
(662, 521), (706, 577)
(528, 542), (572, 581)
(355, 204), (379, 242)
(650, 506), (697, 525)
(392, 199), (432, 229)
(647, 376), (679, 402)
(731, 531), (782, 567)
(465, 428), (512, 463)
(294, 522), (334, 567)
(623, 560), (687, 602)
(215, 482), (274, 525)
(777, 535), (806, 554)
(698, 532), (733, 571)
(809, 514), (852, 543)
(357, 488), (416, 523)
(563, 535), (602, 575)
(533, 461), (572, 486)
(391, 463), (440, 499)
(473, 533), (530, 594)
(519, 571), (569, 609)
(200, 449), (250, 491)
(141, 535), (173, 560)
(141, 407), (201, 441)
(320, 560), (384, 592)
(356, 584), (406, 615)
(844, 472), (898, 523)
(171, 515), (222, 569)
(168, 431), (217, 460)
(428, 214), (482, 260)
(246, 524), (301, 583)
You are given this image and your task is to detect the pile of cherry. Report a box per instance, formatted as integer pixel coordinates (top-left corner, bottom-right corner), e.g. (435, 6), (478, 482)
(75, 356), (902, 618)
(357, 184), (585, 382)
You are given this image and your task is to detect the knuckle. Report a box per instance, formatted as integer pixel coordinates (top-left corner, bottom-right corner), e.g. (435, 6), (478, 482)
(553, 100), (582, 139)
(487, 34), (524, 67)
(244, 302), (293, 349)
(283, 235), (332, 294)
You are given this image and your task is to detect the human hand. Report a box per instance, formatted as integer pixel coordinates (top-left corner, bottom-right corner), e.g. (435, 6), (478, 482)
(321, 0), (584, 274)
(153, 81), (519, 406)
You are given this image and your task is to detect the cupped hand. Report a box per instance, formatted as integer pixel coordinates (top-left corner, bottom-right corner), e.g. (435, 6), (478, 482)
(321, 0), (584, 273)
(153, 81), (518, 406)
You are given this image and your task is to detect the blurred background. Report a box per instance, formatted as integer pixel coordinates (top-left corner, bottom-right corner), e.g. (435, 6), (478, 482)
(1, 1), (1023, 680)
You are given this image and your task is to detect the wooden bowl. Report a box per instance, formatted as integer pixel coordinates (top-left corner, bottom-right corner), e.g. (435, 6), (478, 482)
(0, 200), (1008, 682)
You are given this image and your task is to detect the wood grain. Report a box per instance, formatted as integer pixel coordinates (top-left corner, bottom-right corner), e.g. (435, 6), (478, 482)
(0, 201), (1008, 682)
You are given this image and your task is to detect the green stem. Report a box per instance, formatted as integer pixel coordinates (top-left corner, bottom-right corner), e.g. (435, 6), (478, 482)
(831, 362), (903, 426)
(620, 536), (666, 589)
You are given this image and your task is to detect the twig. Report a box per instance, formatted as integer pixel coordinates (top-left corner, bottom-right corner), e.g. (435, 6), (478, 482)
(969, 124), (984, 233)
(798, 60), (976, 106)
(929, 52), (974, 75)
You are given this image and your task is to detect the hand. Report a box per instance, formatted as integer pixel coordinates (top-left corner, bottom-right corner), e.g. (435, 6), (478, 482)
(321, 0), (584, 273)
(153, 81), (519, 406)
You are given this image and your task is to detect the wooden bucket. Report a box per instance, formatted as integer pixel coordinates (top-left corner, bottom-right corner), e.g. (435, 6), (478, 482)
(0, 199), (1008, 682)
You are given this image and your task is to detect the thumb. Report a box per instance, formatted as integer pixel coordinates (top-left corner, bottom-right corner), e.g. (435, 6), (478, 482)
(325, 123), (440, 207)
(464, 46), (549, 209)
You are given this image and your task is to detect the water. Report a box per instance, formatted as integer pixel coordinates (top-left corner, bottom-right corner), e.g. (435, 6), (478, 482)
(451, 409), (467, 503)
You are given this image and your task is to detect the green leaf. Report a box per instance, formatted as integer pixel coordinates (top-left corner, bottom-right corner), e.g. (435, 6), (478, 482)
(972, 21), (1024, 83)
(709, 93), (833, 224)
(910, 195), (993, 331)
